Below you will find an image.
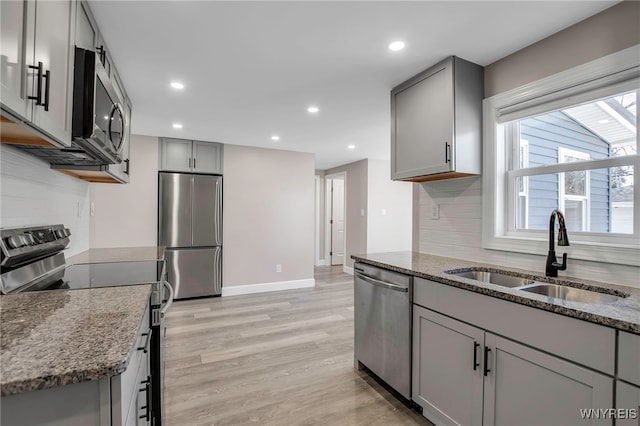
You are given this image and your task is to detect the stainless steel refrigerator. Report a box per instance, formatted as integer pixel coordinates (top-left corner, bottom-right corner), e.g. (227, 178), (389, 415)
(158, 172), (222, 299)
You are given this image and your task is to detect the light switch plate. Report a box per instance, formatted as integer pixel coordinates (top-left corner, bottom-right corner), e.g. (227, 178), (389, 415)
(431, 204), (440, 220)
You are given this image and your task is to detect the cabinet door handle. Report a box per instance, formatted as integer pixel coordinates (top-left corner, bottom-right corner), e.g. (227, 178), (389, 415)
(473, 341), (480, 371)
(483, 346), (491, 376)
(445, 142), (450, 163)
(28, 62), (44, 105)
(188, 158), (192, 168)
(193, 158), (196, 169)
(43, 69), (50, 111)
(96, 45), (106, 64)
(124, 159), (130, 175)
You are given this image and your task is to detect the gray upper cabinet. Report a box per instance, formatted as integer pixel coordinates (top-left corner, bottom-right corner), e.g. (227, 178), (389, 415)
(160, 138), (223, 174)
(391, 56), (483, 181)
(0, 0), (76, 147)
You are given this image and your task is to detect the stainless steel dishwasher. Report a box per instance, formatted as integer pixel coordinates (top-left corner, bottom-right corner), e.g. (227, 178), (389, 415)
(354, 262), (412, 400)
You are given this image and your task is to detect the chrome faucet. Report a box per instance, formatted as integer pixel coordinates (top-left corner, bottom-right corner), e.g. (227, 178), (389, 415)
(546, 209), (570, 277)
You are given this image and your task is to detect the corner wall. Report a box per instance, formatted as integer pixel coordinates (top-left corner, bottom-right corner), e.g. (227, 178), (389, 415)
(223, 144), (315, 287)
(90, 135), (159, 248)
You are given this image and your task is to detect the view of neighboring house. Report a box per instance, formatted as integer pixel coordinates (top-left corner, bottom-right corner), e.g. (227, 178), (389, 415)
(514, 91), (636, 235)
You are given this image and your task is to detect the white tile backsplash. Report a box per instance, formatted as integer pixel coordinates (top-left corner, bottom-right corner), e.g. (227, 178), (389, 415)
(414, 176), (640, 288)
(0, 145), (90, 256)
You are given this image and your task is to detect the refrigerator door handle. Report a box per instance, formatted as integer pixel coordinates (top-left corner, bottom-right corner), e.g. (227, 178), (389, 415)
(161, 280), (174, 316)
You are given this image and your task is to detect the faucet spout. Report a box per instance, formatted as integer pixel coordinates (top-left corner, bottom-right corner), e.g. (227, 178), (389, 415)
(546, 209), (570, 277)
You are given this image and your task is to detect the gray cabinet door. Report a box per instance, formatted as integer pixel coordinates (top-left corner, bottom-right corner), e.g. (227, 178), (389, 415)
(412, 305), (484, 426)
(0, 0), (31, 118)
(193, 140), (223, 174)
(159, 172), (192, 247)
(161, 138), (193, 172)
(30, 0), (74, 145)
(483, 333), (613, 426)
(616, 381), (640, 426)
(392, 60), (453, 180)
(75, 1), (97, 51)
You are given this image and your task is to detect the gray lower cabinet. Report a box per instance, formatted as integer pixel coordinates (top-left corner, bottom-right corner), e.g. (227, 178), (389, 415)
(412, 305), (484, 425)
(1, 302), (151, 426)
(616, 381), (640, 426)
(413, 305), (613, 426)
(160, 137), (223, 174)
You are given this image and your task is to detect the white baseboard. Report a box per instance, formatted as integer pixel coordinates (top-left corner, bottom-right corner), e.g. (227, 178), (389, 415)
(343, 265), (354, 275)
(221, 278), (315, 297)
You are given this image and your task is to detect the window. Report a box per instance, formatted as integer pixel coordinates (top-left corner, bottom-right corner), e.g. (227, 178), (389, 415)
(558, 148), (590, 232)
(483, 47), (639, 266)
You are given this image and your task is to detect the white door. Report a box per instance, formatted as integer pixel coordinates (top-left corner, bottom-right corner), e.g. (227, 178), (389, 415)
(330, 178), (345, 266)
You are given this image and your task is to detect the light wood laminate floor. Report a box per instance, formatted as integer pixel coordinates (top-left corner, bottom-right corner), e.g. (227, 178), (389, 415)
(164, 266), (432, 426)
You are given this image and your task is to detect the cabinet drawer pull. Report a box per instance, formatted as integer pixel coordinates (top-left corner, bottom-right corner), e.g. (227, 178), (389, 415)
(138, 375), (151, 421)
(483, 346), (491, 376)
(445, 142), (450, 163)
(473, 341), (480, 371)
(28, 62), (44, 106)
(137, 331), (152, 353)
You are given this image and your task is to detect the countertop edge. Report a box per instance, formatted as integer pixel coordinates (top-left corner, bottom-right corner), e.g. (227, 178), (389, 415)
(352, 254), (640, 335)
(1, 285), (152, 397)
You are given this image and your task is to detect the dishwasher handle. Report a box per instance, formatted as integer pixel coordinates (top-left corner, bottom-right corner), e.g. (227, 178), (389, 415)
(356, 273), (408, 293)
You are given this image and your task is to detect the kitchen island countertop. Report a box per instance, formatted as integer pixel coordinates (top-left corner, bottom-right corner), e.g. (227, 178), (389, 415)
(352, 251), (640, 335)
(67, 246), (165, 264)
(0, 284), (151, 396)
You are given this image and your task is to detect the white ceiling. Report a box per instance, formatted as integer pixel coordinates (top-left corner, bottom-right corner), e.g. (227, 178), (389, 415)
(87, 0), (618, 170)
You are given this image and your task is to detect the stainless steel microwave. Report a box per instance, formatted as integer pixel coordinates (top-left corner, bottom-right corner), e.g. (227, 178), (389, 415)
(71, 46), (124, 164)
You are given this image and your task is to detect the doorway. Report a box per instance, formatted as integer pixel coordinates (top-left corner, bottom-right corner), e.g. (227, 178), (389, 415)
(325, 172), (346, 266)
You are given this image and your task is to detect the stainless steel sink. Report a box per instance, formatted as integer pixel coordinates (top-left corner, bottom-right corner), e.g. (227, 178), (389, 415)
(448, 270), (535, 288)
(519, 283), (622, 304)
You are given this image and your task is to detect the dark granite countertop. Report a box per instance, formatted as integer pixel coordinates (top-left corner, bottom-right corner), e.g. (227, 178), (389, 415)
(352, 251), (640, 335)
(67, 246), (165, 264)
(0, 285), (151, 396)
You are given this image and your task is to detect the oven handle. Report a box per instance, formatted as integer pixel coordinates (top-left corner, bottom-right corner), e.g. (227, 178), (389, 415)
(161, 279), (174, 316)
(356, 273), (408, 293)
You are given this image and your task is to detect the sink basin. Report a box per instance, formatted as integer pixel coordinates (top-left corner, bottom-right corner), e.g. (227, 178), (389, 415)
(448, 270), (535, 288)
(520, 283), (622, 304)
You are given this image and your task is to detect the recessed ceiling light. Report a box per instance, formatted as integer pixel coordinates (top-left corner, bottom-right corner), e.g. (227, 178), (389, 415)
(307, 106), (319, 113)
(271, 135), (280, 141)
(170, 82), (184, 89)
(172, 123), (183, 129)
(388, 41), (405, 51)
(347, 144), (356, 150)
(598, 119), (610, 124)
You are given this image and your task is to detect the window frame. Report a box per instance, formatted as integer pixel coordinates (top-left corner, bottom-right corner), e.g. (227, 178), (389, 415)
(557, 147), (591, 232)
(482, 46), (640, 266)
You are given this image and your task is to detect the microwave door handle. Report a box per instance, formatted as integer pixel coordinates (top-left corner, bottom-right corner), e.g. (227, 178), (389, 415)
(161, 280), (174, 316)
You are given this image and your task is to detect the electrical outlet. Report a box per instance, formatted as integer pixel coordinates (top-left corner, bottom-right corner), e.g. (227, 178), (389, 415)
(276, 264), (282, 273)
(360, 209), (365, 217)
(381, 208), (386, 216)
(90, 202), (95, 217)
(431, 203), (440, 220)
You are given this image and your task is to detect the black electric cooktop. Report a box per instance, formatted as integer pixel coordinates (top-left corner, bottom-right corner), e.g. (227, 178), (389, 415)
(33, 260), (163, 291)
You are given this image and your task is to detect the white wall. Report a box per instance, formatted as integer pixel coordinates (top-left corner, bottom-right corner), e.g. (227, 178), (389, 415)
(90, 135), (159, 248)
(0, 145), (90, 256)
(366, 159), (412, 253)
(223, 144), (315, 287)
(414, 177), (640, 288)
